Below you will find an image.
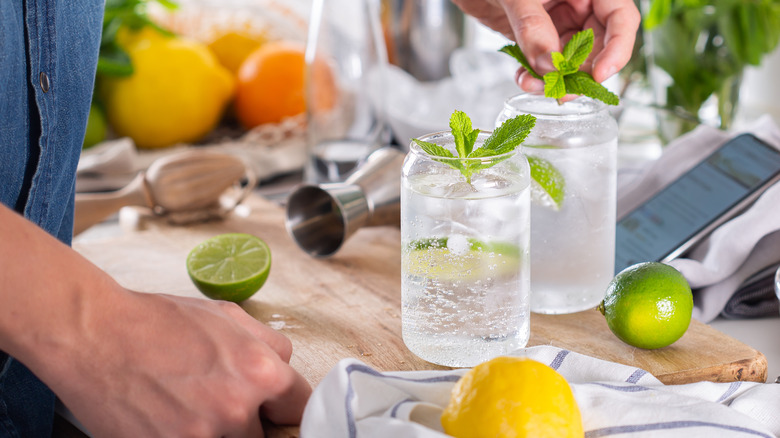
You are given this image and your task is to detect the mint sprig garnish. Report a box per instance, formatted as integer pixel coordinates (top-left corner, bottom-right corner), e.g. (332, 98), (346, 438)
(412, 110), (536, 184)
(500, 28), (619, 106)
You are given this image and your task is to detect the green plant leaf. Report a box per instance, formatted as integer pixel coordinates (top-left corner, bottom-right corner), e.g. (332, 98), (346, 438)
(563, 71), (619, 105)
(156, 0), (179, 9)
(562, 28), (593, 70)
(499, 44), (542, 79)
(543, 71), (566, 99)
(644, 0), (672, 30)
(500, 28), (618, 105)
(551, 52), (577, 75)
(97, 0), (179, 80)
(528, 155), (565, 209)
(478, 114), (536, 156)
(449, 110), (480, 158)
(412, 138), (455, 160)
(413, 111), (536, 184)
(97, 44), (133, 76)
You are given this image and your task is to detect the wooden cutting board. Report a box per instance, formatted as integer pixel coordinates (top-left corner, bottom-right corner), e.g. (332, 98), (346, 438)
(73, 194), (767, 437)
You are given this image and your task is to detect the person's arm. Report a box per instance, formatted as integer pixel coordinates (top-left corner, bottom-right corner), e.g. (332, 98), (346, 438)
(0, 203), (310, 437)
(453, 0), (640, 90)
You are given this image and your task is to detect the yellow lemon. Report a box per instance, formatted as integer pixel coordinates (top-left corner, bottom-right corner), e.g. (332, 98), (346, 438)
(101, 30), (234, 149)
(207, 30), (267, 75)
(114, 25), (168, 49)
(441, 356), (584, 438)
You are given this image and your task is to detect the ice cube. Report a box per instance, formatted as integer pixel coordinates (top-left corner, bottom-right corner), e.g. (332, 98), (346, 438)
(447, 234), (470, 256)
(443, 181), (478, 198)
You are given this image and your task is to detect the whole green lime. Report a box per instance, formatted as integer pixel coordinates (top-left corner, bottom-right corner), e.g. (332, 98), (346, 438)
(83, 102), (107, 149)
(186, 233), (271, 302)
(599, 262), (693, 349)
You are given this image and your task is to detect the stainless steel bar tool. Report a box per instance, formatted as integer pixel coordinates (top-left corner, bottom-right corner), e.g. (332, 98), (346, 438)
(285, 147), (405, 257)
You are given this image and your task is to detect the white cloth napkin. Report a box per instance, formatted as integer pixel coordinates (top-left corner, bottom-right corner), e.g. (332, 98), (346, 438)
(617, 116), (780, 323)
(300, 346), (780, 438)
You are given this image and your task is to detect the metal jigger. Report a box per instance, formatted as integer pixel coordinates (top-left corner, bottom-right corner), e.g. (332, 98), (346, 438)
(285, 147), (405, 257)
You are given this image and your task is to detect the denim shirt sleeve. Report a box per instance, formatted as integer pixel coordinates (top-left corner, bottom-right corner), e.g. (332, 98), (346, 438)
(0, 0), (104, 245)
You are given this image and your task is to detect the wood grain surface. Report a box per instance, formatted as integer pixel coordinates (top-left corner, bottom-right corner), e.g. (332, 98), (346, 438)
(73, 195), (768, 437)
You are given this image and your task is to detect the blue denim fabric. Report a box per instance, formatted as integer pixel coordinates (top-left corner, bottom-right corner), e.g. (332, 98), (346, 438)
(1, 0), (103, 436)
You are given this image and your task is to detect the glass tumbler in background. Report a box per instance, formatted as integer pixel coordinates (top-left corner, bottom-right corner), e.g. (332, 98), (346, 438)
(400, 131), (531, 367)
(775, 266), (780, 316)
(304, 0), (389, 184)
(496, 93), (618, 314)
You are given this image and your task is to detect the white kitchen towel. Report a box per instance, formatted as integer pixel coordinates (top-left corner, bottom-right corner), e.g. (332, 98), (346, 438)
(300, 346), (780, 438)
(617, 116), (780, 323)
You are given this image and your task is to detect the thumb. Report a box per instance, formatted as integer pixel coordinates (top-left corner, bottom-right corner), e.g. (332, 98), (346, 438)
(500, 0), (559, 75)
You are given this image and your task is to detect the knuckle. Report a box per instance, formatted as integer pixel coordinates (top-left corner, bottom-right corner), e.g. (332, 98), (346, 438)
(515, 13), (550, 36)
(212, 383), (256, 428)
(248, 353), (294, 396)
(217, 300), (243, 314)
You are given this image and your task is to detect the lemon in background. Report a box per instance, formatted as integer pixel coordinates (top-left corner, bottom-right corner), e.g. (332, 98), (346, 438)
(207, 30), (267, 76)
(101, 28), (234, 149)
(441, 356), (584, 438)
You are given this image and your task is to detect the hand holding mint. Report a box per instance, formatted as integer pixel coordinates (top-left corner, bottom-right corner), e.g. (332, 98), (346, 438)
(412, 111), (536, 184)
(500, 28), (619, 105)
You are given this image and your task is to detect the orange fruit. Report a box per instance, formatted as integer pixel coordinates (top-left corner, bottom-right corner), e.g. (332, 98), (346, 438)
(234, 41), (336, 129)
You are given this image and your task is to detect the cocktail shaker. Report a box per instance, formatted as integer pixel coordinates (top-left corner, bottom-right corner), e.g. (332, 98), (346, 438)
(285, 147), (405, 257)
(381, 0), (466, 81)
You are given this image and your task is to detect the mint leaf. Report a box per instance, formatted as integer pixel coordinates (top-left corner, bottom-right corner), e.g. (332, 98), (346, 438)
(563, 71), (619, 106)
(644, 0), (672, 30)
(478, 114), (536, 156)
(450, 110), (480, 157)
(563, 28), (593, 70)
(543, 71), (566, 98)
(551, 52), (576, 74)
(499, 44), (542, 80)
(412, 138), (455, 160)
(499, 28), (619, 105)
(412, 111), (537, 184)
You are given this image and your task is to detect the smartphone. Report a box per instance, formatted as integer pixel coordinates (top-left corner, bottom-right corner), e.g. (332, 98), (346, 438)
(614, 133), (780, 274)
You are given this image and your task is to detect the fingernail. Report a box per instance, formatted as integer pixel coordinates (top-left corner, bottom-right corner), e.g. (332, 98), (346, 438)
(603, 65), (617, 81)
(534, 54), (555, 74)
(520, 74), (544, 92)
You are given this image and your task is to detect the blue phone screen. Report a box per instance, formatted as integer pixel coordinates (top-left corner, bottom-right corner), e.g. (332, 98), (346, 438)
(615, 134), (780, 273)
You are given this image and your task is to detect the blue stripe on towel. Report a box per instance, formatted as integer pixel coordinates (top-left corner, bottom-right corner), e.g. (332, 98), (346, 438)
(550, 349), (570, 370)
(591, 382), (653, 392)
(716, 381), (742, 403)
(585, 421), (774, 438)
(626, 369), (647, 383)
(389, 398), (415, 418)
(343, 363), (462, 438)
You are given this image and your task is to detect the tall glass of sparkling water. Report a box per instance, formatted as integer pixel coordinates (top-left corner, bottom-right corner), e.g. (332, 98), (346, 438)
(400, 131), (531, 367)
(496, 93), (618, 314)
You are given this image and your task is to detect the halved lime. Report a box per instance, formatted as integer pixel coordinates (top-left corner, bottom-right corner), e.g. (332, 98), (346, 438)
(186, 233), (271, 302)
(404, 237), (521, 282)
(527, 155), (565, 211)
